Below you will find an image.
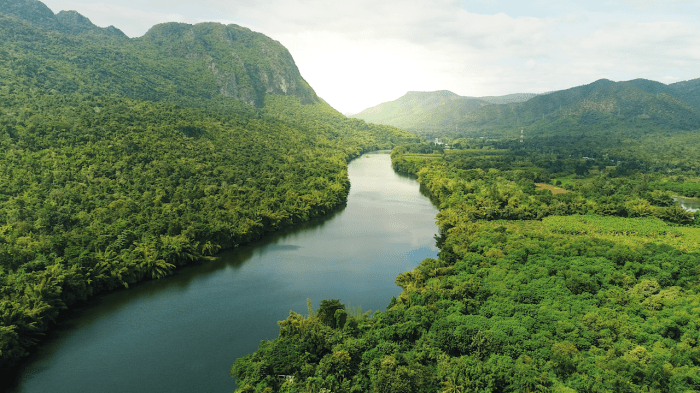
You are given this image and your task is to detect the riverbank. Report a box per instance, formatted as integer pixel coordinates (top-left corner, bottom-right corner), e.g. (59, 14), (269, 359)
(674, 196), (700, 213)
(8, 151), (439, 393)
(229, 147), (700, 393)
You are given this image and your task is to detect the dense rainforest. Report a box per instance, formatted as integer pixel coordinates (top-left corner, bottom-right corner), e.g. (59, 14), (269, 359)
(231, 139), (700, 391)
(0, 0), (417, 383)
(5, 0), (700, 391)
(233, 41), (700, 393)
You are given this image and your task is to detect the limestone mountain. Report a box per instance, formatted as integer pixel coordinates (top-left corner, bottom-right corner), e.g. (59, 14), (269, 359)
(0, 0), (318, 108)
(138, 22), (318, 106)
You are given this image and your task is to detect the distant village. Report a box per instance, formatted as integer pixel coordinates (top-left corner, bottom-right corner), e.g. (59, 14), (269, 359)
(433, 138), (450, 149)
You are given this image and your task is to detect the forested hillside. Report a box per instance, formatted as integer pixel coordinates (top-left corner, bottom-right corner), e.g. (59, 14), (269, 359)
(0, 0), (317, 108)
(231, 143), (700, 393)
(455, 79), (700, 140)
(351, 90), (537, 137)
(0, 0), (125, 36)
(353, 78), (700, 141)
(230, 74), (700, 393)
(0, 0), (417, 381)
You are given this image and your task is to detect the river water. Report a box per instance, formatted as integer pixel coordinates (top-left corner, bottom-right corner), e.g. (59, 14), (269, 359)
(9, 151), (439, 393)
(675, 196), (700, 213)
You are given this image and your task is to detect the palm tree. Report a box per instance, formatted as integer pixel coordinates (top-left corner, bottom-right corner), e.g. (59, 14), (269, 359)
(132, 236), (175, 279)
(442, 375), (464, 393)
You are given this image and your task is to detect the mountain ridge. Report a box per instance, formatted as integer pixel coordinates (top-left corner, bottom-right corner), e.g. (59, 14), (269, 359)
(0, 0), (417, 384)
(0, 0), (126, 37)
(352, 78), (700, 139)
(0, 2), (318, 108)
(351, 89), (538, 135)
(137, 21), (318, 106)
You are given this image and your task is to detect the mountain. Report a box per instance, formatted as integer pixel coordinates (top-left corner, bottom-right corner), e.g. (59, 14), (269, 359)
(353, 79), (700, 140)
(352, 90), (537, 136)
(455, 78), (700, 140)
(0, 0), (417, 382)
(669, 78), (700, 111)
(0, 0), (126, 36)
(0, 4), (318, 108)
(137, 22), (318, 106)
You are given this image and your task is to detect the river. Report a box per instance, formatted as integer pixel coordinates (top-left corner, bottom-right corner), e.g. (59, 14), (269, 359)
(9, 151), (440, 393)
(675, 196), (700, 213)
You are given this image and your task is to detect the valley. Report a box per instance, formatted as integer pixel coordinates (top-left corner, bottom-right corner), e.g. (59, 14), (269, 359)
(8, 152), (439, 393)
(2, 0), (700, 392)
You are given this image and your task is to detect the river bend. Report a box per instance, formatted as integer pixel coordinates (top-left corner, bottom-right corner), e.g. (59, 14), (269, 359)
(11, 151), (440, 393)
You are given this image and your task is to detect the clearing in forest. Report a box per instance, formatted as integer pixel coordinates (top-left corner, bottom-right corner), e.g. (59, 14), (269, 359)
(535, 183), (571, 194)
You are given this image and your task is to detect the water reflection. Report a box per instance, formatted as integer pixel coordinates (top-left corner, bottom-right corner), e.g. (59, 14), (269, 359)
(162, 204), (348, 288)
(674, 197), (700, 213)
(10, 151), (440, 393)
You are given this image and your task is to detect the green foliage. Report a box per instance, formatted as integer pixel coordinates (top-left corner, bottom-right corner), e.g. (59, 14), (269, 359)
(651, 180), (700, 198)
(351, 90), (537, 139)
(317, 300), (345, 329)
(0, 11), (317, 109)
(0, 4), (418, 375)
(543, 215), (682, 237)
(0, 90), (414, 371)
(354, 78), (700, 144)
(232, 143), (700, 393)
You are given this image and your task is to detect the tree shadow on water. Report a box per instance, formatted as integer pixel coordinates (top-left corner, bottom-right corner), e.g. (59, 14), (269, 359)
(7, 203), (349, 392)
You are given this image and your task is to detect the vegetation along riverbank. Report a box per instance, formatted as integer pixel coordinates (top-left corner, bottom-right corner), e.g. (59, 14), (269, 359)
(232, 115), (700, 392)
(0, 2), (417, 384)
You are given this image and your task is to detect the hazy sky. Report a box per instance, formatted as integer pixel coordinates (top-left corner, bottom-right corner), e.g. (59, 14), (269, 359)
(41, 0), (700, 114)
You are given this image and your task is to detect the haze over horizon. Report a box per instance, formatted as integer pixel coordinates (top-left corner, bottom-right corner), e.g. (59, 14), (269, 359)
(38, 0), (700, 114)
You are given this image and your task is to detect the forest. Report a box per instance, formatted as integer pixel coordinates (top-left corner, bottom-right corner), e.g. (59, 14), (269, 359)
(231, 140), (700, 392)
(353, 78), (700, 142)
(0, 2), (417, 382)
(4, 1), (700, 391)
(0, 88), (416, 375)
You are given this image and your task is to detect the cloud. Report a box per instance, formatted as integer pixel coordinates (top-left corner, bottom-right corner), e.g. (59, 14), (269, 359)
(239, 1), (700, 112)
(37, 0), (700, 113)
(620, 0), (699, 10)
(206, 0), (566, 111)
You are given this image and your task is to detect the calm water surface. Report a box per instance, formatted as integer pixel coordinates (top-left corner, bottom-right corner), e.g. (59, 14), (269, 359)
(10, 151), (439, 393)
(675, 196), (700, 213)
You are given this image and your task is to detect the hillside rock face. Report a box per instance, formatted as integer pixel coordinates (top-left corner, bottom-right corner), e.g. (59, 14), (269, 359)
(140, 22), (318, 107)
(0, 0), (318, 107)
(0, 0), (126, 36)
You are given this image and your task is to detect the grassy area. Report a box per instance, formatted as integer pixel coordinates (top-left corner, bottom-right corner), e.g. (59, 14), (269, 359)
(401, 153), (443, 158)
(535, 183), (571, 194)
(542, 215), (682, 237)
(551, 175), (577, 187)
(483, 215), (700, 253)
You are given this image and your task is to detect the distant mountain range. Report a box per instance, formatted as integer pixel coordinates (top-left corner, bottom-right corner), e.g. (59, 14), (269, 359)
(352, 90), (538, 136)
(352, 78), (700, 139)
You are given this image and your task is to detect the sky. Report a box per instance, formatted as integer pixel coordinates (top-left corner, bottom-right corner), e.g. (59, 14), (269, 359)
(41, 0), (700, 114)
